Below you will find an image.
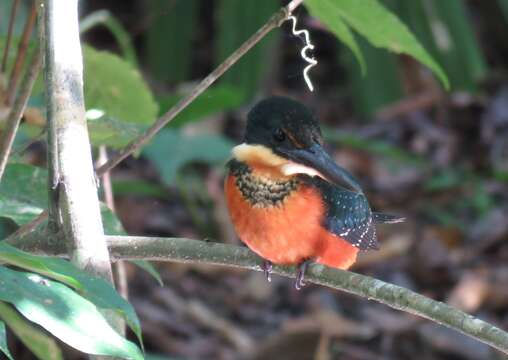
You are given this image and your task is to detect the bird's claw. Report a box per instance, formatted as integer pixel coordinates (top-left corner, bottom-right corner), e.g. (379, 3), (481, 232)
(261, 260), (273, 282)
(295, 259), (311, 290)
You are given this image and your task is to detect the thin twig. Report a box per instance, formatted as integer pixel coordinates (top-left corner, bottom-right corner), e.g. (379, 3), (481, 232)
(0, 46), (42, 181)
(8, 234), (508, 356)
(98, 146), (129, 302)
(6, 0), (37, 106)
(95, 0), (304, 176)
(1, 0), (21, 73)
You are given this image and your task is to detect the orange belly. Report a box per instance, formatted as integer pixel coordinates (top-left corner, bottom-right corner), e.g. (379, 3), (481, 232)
(225, 175), (358, 269)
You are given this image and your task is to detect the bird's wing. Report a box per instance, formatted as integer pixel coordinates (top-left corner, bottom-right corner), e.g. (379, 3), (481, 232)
(308, 176), (379, 250)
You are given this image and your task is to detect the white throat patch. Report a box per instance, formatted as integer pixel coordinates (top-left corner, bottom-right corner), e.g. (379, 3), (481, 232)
(232, 143), (326, 179)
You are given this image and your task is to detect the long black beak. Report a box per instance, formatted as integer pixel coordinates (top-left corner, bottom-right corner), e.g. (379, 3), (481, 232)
(280, 144), (363, 193)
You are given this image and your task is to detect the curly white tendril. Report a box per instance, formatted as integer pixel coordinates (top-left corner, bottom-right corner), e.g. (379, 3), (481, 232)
(288, 15), (317, 92)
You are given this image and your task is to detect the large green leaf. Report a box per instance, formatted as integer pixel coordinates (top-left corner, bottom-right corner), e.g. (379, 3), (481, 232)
(143, 129), (233, 185)
(305, 0), (449, 89)
(0, 163), (126, 229)
(83, 45), (158, 148)
(0, 163), (161, 304)
(0, 302), (62, 360)
(305, 4), (365, 72)
(0, 266), (142, 359)
(0, 242), (142, 346)
(0, 163), (47, 224)
(158, 85), (245, 128)
(0, 319), (13, 360)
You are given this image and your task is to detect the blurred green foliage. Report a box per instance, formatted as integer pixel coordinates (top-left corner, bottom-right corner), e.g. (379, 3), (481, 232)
(215, 0), (279, 100)
(396, 0), (486, 93)
(143, 129), (233, 186)
(145, 0), (198, 83)
(83, 45), (159, 148)
(158, 85), (244, 128)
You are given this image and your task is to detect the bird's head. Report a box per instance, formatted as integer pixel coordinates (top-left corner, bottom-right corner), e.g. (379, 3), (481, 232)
(232, 96), (362, 193)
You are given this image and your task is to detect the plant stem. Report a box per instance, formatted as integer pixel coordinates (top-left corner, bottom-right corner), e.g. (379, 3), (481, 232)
(1, 0), (20, 73)
(8, 234), (508, 356)
(43, 0), (122, 350)
(6, 0), (37, 106)
(97, 146), (129, 304)
(95, 0), (304, 176)
(0, 46), (42, 181)
(43, 0), (112, 280)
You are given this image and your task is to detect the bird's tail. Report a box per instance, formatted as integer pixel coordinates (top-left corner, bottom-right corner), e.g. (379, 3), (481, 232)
(373, 212), (405, 224)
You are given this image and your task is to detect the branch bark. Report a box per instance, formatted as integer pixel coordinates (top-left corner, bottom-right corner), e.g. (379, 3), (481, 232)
(8, 234), (508, 356)
(43, 0), (114, 281)
(42, 0), (122, 352)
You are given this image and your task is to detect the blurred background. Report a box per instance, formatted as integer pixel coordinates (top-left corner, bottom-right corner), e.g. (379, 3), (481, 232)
(2, 0), (508, 359)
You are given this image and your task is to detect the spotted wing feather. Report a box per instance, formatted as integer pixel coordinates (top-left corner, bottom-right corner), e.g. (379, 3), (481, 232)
(309, 177), (378, 250)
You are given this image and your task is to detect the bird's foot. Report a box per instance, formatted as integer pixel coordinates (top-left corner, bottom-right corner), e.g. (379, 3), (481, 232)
(295, 259), (312, 290)
(261, 260), (273, 282)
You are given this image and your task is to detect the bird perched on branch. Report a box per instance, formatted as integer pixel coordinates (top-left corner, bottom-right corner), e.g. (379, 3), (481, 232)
(225, 97), (403, 289)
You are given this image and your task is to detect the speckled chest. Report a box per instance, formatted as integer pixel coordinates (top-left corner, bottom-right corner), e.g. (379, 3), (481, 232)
(228, 160), (299, 207)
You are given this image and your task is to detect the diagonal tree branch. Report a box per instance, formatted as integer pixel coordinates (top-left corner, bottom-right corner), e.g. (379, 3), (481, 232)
(8, 234), (508, 356)
(95, 0), (304, 176)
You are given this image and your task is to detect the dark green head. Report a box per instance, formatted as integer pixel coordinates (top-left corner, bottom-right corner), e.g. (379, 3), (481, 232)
(242, 96), (363, 193)
(245, 96), (322, 151)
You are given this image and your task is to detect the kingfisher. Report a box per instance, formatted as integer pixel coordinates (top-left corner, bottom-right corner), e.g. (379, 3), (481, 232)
(225, 96), (403, 289)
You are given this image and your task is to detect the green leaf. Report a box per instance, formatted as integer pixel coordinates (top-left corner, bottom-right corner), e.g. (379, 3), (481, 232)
(0, 242), (81, 288)
(143, 129), (233, 185)
(0, 266), (143, 359)
(305, 2), (365, 72)
(0, 164), (130, 232)
(0, 242), (143, 347)
(83, 45), (158, 148)
(86, 114), (145, 149)
(0, 163), (47, 224)
(0, 302), (62, 360)
(130, 260), (163, 286)
(305, 0), (449, 89)
(80, 10), (138, 66)
(101, 204), (127, 235)
(158, 85), (245, 128)
(0, 319), (13, 360)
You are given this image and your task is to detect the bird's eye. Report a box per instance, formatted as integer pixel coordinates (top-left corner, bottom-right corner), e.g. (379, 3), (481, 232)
(273, 128), (285, 142)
